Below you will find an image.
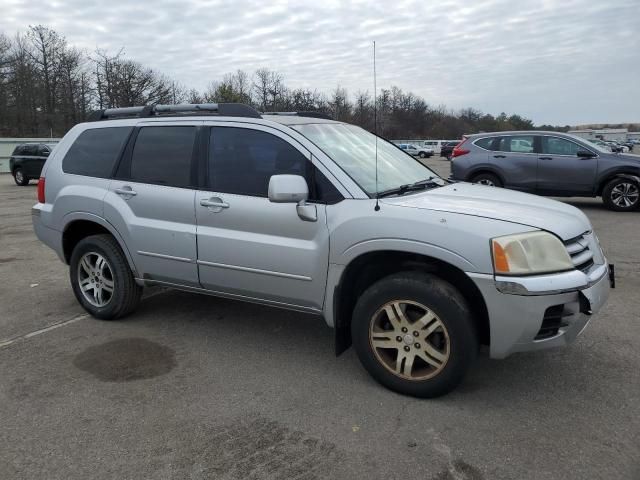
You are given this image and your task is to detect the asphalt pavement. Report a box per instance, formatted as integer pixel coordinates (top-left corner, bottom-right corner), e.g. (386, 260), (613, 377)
(0, 166), (638, 480)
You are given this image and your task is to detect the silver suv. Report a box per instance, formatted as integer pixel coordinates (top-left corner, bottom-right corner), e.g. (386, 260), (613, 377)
(32, 104), (613, 397)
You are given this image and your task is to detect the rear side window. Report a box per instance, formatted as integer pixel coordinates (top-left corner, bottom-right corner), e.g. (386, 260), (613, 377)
(63, 127), (132, 178)
(474, 137), (495, 150)
(129, 126), (196, 187)
(496, 136), (535, 153)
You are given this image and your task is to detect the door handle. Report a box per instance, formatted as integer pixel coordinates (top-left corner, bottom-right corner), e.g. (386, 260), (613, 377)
(200, 198), (230, 209)
(493, 154), (506, 158)
(115, 187), (137, 197)
(539, 156), (553, 160)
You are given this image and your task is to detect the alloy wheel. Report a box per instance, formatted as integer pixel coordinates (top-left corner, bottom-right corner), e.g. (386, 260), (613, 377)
(369, 300), (450, 380)
(15, 170), (24, 183)
(610, 182), (639, 208)
(77, 252), (115, 307)
(477, 179), (495, 186)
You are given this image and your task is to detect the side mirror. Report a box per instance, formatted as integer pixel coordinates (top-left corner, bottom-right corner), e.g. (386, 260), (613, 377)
(268, 175), (309, 203)
(577, 150), (595, 158)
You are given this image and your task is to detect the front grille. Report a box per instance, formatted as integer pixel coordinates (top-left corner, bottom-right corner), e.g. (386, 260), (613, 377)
(564, 233), (594, 272)
(535, 305), (569, 340)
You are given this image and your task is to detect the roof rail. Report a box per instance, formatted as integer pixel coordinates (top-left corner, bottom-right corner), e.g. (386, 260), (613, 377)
(262, 111), (333, 120)
(87, 103), (262, 121)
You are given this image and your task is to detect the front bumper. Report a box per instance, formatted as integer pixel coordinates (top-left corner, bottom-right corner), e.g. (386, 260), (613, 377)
(468, 263), (611, 359)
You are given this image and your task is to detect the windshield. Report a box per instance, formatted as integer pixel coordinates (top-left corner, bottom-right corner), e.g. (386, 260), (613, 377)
(293, 123), (441, 196)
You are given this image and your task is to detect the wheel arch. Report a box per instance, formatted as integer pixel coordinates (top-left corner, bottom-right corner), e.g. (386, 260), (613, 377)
(332, 250), (490, 356)
(62, 213), (139, 276)
(596, 170), (640, 196)
(465, 167), (505, 185)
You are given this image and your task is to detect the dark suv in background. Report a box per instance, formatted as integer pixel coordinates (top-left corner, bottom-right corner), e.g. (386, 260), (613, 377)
(450, 131), (640, 211)
(9, 143), (56, 186)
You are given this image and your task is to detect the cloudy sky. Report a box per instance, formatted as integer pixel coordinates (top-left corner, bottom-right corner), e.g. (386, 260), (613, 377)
(1, 0), (638, 125)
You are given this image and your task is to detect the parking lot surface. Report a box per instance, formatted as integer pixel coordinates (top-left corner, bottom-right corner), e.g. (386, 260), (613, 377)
(1, 165), (639, 480)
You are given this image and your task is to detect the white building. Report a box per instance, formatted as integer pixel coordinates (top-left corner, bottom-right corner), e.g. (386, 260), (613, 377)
(568, 128), (631, 142)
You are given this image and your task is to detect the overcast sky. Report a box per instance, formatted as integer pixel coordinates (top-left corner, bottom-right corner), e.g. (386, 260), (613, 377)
(1, 0), (638, 125)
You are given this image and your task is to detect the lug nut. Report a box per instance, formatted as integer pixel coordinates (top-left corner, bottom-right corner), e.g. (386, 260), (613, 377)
(396, 336), (402, 342)
(404, 346), (410, 352)
(401, 327), (408, 333)
(415, 343), (421, 349)
(413, 331), (419, 337)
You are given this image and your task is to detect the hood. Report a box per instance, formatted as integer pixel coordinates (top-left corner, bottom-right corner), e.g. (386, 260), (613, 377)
(382, 183), (591, 241)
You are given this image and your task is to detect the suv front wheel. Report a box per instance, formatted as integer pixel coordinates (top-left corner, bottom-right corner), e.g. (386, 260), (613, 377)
(602, 177), (640, 211)
(69, 234), (142, 320)
(13, 168), (29, 186)
(351, 272), (477, 398)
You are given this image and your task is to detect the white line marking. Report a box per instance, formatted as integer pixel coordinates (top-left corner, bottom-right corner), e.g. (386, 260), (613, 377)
(0, 314), (88, 349)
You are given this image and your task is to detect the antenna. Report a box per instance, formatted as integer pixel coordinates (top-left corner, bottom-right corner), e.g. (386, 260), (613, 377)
(373, 41), (380, 212)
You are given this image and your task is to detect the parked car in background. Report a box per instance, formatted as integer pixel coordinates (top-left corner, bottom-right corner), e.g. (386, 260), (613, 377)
(398, 143), (433, 158)
(422, 140), (454, 154)
(9, 143), (56, 186)
(450, 131), (640, 211)
(440, 140), (460, 159)
(32, 104), (612, 398)
(588, 139), (612, 152)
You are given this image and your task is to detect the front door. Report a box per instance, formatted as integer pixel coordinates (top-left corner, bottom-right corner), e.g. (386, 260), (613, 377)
(536, 135), (598, 194)
(195, 124), (331, 311)
(104, 124), (200, 286)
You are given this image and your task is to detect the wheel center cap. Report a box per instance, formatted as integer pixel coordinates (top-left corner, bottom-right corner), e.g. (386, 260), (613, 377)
(403, 334), (414, 345)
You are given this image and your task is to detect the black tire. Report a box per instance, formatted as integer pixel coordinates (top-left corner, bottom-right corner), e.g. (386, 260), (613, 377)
(13, 168), (29, 186)
(351, 272), (477, 398)
(69, 234), (142, 320)
(471, 172), (502, 187)
(602, 177), (640, 211)
(419, 152), (427, 158)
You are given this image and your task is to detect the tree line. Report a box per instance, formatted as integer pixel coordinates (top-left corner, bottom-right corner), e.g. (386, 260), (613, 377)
(0, 25), (571, 139)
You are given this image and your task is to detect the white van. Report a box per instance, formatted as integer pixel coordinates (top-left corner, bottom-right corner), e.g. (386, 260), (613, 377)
(422, 140), (457, 154)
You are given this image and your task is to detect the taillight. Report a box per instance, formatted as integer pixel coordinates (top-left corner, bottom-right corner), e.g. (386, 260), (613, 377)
(452, 138), (470, 158)
(37, 177), (45, 203)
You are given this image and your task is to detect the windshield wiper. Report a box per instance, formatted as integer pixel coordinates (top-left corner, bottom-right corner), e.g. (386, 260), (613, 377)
(377, 177), (440, 198)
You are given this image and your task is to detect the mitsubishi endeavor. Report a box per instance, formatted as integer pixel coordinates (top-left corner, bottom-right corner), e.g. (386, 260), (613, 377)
(32, 103), (612, 397)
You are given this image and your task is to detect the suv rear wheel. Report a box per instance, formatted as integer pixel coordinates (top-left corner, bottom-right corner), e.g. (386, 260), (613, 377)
(13, 168), (29, 186)
(351, 272), (477, 398)
(471, 172), (502, 187)
(602, 177), (640, 211)
(69, 234), (142, 320)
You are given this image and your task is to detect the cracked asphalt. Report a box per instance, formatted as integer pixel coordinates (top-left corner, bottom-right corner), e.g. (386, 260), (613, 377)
(0, 165), (638, 480)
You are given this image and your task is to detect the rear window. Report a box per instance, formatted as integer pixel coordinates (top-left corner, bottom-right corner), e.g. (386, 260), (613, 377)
(63, 127), (132, 178)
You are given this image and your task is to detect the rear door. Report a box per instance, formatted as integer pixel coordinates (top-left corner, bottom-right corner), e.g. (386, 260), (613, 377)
(536, 135), (598, 194)
(489, 135), (537, 191)
(22, 145), (41, 177)
(195, 123), (334, 311)
(105, 123), (200, 286)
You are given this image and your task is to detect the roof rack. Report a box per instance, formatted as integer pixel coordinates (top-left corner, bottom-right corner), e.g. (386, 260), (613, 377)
(262, 111), (333, 120)
(87, 103), (262, 121)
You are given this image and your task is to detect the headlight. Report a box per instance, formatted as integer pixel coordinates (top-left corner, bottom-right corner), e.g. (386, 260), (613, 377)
(491, 231), (574, 275)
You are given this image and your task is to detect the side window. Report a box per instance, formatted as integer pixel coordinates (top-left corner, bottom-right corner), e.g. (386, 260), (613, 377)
(24, 145), (39, 155)
(209, 127), (342, 203)
(542, 137), (584, 156)
(474, 137), (495, 150)
(129, 126), (196, 187)
(496, 136), (535, 153)
(63, 127), (132, 178)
